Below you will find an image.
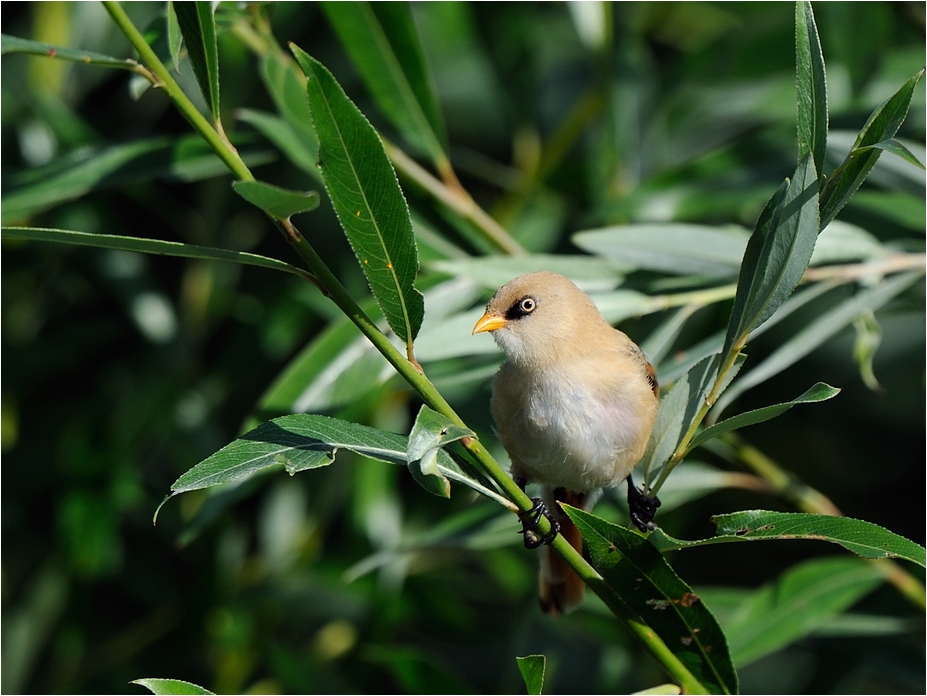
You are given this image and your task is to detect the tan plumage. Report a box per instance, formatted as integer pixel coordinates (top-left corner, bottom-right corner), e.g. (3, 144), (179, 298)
(473, 271), (659, 615)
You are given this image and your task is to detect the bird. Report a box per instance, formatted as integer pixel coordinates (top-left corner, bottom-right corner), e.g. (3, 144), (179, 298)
(472, 271), (660, 615)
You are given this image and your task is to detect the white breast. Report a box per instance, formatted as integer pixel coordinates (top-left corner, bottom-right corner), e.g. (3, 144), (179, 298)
(493, 364), (652, 492)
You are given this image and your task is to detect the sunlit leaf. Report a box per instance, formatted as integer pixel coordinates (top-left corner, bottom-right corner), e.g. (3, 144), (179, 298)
(572, 224), (750, 277)
(650, 510), (927, 567)
(691, 382), (839, 449)
(293, 47), (424, 350)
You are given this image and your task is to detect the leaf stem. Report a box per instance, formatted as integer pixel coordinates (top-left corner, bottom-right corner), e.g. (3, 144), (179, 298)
(383, 139), (527, 256)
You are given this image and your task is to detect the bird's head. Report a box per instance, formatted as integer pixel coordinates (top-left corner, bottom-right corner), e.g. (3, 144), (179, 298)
(472, 271), (605, 366)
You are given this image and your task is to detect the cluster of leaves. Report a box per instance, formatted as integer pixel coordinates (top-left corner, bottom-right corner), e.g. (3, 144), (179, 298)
(2, 2), (924, 694)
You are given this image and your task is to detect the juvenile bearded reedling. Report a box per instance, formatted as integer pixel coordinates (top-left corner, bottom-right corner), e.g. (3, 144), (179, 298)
(473, 271), (660, 615)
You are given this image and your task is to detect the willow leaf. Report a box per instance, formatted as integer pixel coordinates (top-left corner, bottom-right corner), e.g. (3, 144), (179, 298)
(292, 46), (424, 350)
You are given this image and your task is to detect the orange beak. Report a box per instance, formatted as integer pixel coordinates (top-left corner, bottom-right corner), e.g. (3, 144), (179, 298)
(472, 312), (508, 335)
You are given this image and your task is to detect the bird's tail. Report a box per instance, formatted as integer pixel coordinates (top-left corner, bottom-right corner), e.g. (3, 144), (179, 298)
(538, 487), (595, 616)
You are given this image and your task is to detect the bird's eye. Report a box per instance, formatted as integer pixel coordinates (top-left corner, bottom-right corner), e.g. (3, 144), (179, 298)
(519, 297), (536, 313)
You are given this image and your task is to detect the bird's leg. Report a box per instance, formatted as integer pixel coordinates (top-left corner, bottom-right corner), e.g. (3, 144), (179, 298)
(626, 473), (661, 532)
(514, 477), (560, 549)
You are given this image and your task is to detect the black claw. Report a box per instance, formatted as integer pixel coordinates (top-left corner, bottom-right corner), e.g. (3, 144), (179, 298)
(627, 474), (661, 533)
(517, 497), (560, 549)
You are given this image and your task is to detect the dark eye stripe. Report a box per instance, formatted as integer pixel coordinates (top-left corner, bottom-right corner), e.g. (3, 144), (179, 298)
(505, 295), (538, 320)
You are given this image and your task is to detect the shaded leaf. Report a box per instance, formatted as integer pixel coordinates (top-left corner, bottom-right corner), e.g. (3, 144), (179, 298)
(573, 224), (750, 277)
(716, 557), (884, 666)
(173, 2), (220, 121)
(516, 655), (546, 696)
(820, 69), (925, 228)
(322, 2), (449, 166)
(292, 47), (424, 350)
(1, 226), (311, 280)
(795, 1), (827, 176)
(649, 510), (926, 567)
(259, 52), (319, 162)
(1, 33), (139, 70)
(691, 382), (839, 449)
(131, 678), (214, 695)
(1, 136), (274, 223)
(232, 180), (319, 219)
(565, 507), (738, 695)
(237, 109), (319, 177)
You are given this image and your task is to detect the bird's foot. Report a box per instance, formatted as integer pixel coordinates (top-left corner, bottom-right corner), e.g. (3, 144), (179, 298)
(518, 497), (560, 549)
(627, 475), (661, 533)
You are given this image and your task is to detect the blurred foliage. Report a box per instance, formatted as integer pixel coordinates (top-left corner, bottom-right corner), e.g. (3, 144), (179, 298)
(2, 2), (924, 694)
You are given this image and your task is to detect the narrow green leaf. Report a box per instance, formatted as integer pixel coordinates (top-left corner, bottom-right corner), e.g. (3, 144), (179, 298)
(691, 382), (839, 450)
(322, 2), (449, 166)
(718, 557), (884, 666)
(1, 33), (139, 70)
(406, 406), (474, 498)
(174, 2), (220, 121)
(795, 1), (827, 176)
(232, 180), (319, 220)
(714, 270), (922, 416)
(131, 678), (214, 695)
(516, 655), (546, 696)
(292, 47), (424, 350)
(820, 69), (925, 228)
(572, 224), (750, 277)
(649, 510), (927, 567)
(853, 138), (926, 170)
(2, 226), (312, 280)
(565, 507), (739, 695)
(723, 156), (819, 358)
